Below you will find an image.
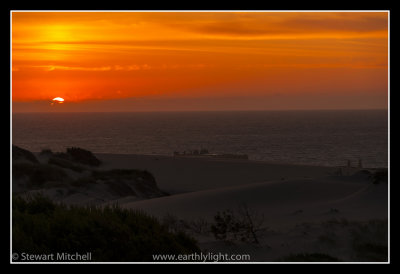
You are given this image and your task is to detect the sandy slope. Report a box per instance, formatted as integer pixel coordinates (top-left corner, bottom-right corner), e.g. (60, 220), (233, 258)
(118, 177), (387, 227)
(97, 153), (340, 194)
(97, 154), (388, 261)
(116, 174), (387, 262)
(96, 153), (387, 227)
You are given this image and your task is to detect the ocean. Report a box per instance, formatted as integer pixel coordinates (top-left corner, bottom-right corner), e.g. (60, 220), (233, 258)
(12, 110), (388, 168)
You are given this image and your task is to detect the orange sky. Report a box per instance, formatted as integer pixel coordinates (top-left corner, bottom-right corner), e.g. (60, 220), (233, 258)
(11, 11), (389, 111)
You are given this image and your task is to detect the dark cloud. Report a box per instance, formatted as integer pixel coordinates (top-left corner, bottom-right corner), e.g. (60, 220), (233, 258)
(174, 13), (388, 37)
(283, 14), (388, 33)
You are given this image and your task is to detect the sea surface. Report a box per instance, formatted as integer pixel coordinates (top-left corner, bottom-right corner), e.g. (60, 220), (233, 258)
(12, 110), (388, 168)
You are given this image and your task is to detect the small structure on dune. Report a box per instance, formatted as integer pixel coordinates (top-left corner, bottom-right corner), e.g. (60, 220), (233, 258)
(173, 149), (248, 160)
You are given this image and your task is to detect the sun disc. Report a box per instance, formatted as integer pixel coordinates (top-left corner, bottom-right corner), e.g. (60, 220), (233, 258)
(52, 97), (65, 102)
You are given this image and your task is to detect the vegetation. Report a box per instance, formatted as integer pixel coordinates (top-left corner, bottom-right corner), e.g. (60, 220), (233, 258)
(13, 146), (166, 199)
(350, 219), (388, 261)
(53, 147), (102, 167)
(39, 148), (55, 158)
(159, 214), (212, 238)
(211, 204), (264, 244)
(352, 242), (388, 262)
(12, 145), (39, 163)
(93, 169), (155, 184)
(371, 168), (388, 184)
(92, 169), (163, 197)
(318, 231), (337, 246)
(70, 176), (97, 188)
(12, 195), (200, 262)
(48, 157), (84, 173)
(13, 162), (68, 188)
(278, 253), (342, 262)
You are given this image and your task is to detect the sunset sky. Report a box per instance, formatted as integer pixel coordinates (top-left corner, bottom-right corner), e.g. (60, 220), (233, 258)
(11, 11), (389, 112)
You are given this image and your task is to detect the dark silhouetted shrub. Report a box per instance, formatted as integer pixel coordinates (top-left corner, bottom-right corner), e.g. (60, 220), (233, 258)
(371, 169), (388, 184)
(12, 145), (39, 163)
(52, 147), (101, 167)
(40, 149), (54, 156)
(211, 204), (264, 244)
(12, 195), (200, 262)
(13, 162), (68, 187)
(92, 169), (163, 198)
(48, 157), (84, 172)
(65, 147), (101, 166)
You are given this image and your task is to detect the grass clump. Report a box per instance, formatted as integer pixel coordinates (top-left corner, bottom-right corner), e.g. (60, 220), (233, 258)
(48, 157), (84, 173)
(211, 204), (264, 244)
(371, 169), (388, 184)
(12, 195), (200, 262)
(350, 219), (388, 261)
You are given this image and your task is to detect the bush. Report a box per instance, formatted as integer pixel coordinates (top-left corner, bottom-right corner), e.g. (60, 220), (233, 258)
(371, 169), (388, 184)
(12, 195), (200, 262)
(48, 157), (84, 173)
(66, 147), (101, 167)
(40, 149), (54, 156)
(211, 204), (264, 244)
(53, 147), (101, 167)
(13, 163), (68, 188)
(92, 169), (162, 197)
(12, 145), (39, 163)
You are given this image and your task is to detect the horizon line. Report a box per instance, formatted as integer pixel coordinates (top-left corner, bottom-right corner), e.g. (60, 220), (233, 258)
(10, 10), (390, 12)
(11, 108), (389, 114)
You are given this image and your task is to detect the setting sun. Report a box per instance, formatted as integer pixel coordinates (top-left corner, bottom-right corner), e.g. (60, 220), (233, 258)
(11, 11), (388, 111)
(52, 97), (64, 104)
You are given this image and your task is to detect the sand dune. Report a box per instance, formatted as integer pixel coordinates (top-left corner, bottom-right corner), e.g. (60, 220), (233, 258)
(96, 153), (387, 228)
(110, 158), (387, 262)
(14, 151), (388, 261)
(118, 177), (387, 227)
(97, 153), (388, 261)
(97, 153), (340, 194)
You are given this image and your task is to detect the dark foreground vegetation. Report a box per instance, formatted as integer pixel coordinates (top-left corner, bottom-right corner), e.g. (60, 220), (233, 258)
(278, 253), (342, 262)
(12, 195), (200, 262)
(12, 145), (167, 202)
